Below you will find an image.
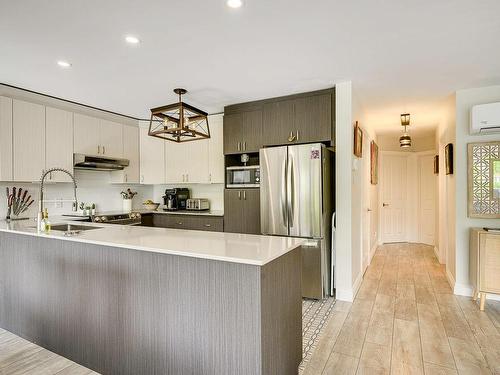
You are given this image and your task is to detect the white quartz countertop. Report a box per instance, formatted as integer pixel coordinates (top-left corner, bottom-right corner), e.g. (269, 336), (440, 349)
(0, 218), (303, 266)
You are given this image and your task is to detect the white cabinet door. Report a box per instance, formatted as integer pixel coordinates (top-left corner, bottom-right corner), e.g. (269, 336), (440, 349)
(100, 119), (123, 157)
(45, 107), (74, 182)
(185, 139), (209, 183)
(208, 114), (224, 183)
(13, 100), (45, 182)
(0, 96), (13, 181)
(112, 125), (140, 183)
(140, 127), (165, 184)
(165, 140), (186, 183)
(74, 113), (100, 155)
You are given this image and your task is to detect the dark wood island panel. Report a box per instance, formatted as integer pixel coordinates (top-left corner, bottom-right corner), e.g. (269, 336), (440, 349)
(0, 231), (301, 375)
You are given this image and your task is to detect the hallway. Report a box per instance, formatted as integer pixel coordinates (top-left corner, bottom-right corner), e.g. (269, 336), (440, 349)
(301, 243), (500, 374)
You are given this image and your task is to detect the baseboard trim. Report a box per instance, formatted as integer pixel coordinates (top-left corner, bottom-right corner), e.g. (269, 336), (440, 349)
(369, 243), (378, 262)
(454, 282), (500, 301)
(433, 246), (442, 264)
(446, 268), (456, 291)
(336, 272), (364, 303)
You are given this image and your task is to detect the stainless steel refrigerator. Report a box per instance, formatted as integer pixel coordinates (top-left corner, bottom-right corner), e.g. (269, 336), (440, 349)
(260, 143), (334, 299)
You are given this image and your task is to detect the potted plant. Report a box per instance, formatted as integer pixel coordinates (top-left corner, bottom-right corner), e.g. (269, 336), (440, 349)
(121, 189), (137, 212)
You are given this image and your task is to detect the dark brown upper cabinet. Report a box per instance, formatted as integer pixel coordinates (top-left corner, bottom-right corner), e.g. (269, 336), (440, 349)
(224, 88), (334, 154)
(223, 110), (262, 154)
(263, 93), (333, 146)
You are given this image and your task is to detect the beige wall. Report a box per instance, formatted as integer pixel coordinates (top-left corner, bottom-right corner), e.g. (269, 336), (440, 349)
(454, 85), (500, 296)
(436, 96), (456, 285)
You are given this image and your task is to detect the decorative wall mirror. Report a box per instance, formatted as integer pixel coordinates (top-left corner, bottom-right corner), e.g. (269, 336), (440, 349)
(468, 142), (500, 218)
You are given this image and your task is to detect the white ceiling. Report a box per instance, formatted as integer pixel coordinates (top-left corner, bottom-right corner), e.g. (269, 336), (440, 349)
(1, 0), (499, 133)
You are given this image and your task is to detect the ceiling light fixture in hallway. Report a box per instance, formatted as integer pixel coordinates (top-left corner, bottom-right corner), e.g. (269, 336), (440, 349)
(399, 113), (411, 148)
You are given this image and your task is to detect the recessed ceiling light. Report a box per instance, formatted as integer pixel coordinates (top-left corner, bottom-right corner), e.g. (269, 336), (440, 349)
(57, 60), (71, 68)
(226, 0), (243, 8)
(125, 35), (140, 44)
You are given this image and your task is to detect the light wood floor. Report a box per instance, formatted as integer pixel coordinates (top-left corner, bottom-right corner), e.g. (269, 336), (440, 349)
(301, 243), (500, 375)
(0, 327), (99, 375)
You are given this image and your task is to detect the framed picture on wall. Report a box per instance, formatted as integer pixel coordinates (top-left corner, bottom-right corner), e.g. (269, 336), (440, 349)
(370, 141), (378, 185)
(353, 121), (363, 158)
(434, 155), (439, 174)
(445, 143), (453, 175)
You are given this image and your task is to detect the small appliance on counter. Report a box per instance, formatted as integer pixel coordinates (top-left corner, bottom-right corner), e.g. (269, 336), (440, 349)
(163, 188), (190, 211)
(186, 198), (210, 211)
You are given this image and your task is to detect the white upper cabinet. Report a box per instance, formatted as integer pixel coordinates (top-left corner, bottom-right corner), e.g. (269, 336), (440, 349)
(45, 107), (74, 182)
(208, 114), (224, 184)
(112, 125), (139, 183)
(74, 113), (100, 155)
(140, 127), (165, 184)
(74, 114), (123, 158)
(0, 96), (13, 181)
(165, 140), (185, 183)
(13, 99), (46, 182)
(100, 119), (123, 158)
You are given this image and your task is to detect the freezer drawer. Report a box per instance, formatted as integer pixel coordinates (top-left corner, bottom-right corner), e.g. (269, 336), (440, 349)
(301, 239), (330, 299)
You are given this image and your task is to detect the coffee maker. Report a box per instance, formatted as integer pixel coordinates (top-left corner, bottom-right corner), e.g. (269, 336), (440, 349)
(163, 188), (190, 211)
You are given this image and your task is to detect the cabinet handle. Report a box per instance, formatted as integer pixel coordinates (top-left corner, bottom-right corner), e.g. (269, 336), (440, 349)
(238, 191), (241, 200)
(288, 132), (296, 142)
(125, 174), (128, 183)
(102, 146), (105, 155)
(186, 174), (189, 182)
(237, 142), (241, 151)
(243, 141), (246, 151)
(296, 130), (299, 141)
(243, 190), (246, 200)
(204, 224), (211, 227)
(141, 175), (144, 183)
(98, 145), (101, 154)
(182, 174), (185, 182)
(209, 173), (212, 182)
(177, 222), (183, 225)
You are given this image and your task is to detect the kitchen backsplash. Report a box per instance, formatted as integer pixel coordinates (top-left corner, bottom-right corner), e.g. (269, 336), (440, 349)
(153, 184), (224, 211)
(1, 172), (225, 220)
(1, 170), (153, 219)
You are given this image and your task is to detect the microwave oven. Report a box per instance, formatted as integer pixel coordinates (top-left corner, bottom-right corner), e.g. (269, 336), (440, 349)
(226, 165), (260, 188)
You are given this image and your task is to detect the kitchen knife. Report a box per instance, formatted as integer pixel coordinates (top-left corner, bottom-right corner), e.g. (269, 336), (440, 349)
(22, 189), (28, 203)
(17, 194), (31, 214)
(20, 199), (34, 214)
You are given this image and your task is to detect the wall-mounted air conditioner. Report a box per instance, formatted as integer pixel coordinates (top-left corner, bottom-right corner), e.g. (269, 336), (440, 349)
(470, 102), (500, 134)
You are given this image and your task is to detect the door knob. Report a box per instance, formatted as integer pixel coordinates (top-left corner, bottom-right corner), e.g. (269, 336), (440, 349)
(383, 203), (389, 207)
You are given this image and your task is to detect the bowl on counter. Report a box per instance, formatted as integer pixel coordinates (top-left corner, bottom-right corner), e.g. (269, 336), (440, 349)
(142, 203), (160, 211)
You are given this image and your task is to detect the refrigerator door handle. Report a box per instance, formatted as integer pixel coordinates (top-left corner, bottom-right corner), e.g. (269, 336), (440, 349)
(281, 156), (288, 225)
(287, 155), (295, 228)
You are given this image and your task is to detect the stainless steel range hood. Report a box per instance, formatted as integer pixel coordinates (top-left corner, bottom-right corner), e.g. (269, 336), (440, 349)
(74, 154), (129, 171)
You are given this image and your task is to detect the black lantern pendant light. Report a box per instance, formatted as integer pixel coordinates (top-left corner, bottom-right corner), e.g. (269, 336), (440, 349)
(399, 113), (411, 148)
(149, 88), (210, 143)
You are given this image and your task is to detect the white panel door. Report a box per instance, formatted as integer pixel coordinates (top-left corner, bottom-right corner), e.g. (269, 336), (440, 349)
(208, 114), (224, 183)
(13, 100), (45, 182)
(45, 107), (74, 182)
(74, 113), (100, 155)
(380, 154), (407, 243)
(99, 119), (123, 157)
(0, 96), (13, 181)
(140, 127), (165, 184)
(419, 155), (436, 245)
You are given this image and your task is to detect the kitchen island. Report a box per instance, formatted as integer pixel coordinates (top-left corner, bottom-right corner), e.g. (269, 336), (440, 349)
(0, 220), (303, 375)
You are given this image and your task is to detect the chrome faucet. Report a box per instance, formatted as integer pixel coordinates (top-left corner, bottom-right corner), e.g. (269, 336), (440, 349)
(38, 168), (78, 230)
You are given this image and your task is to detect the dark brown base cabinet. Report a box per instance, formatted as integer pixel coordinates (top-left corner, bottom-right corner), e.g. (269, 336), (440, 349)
(224, 189), (261, 235)
(152, 214), (224, 232)
(224, 88), (335, 154)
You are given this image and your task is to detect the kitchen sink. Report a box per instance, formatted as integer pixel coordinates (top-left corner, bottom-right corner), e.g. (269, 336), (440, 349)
(51, 224), (102, 232)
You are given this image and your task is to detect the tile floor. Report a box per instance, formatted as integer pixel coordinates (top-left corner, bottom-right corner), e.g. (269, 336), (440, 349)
(301, 243), (500, 375)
